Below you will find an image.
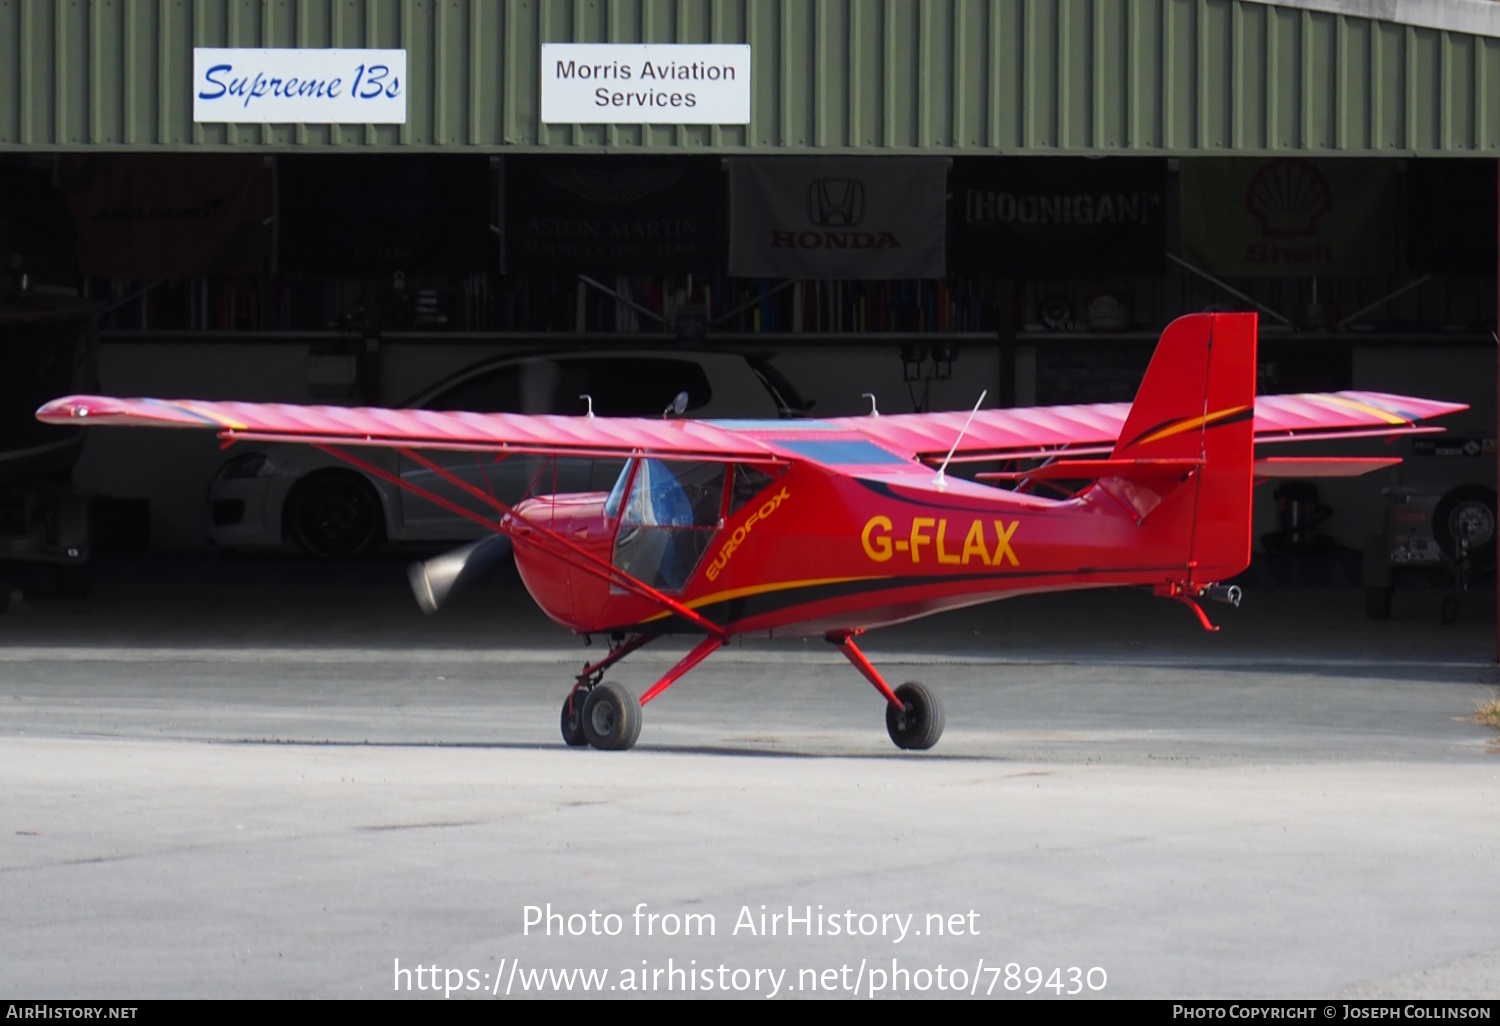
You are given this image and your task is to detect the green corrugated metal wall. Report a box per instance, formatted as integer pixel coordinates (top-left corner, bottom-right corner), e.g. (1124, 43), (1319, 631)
(1, 0), (1497, 153)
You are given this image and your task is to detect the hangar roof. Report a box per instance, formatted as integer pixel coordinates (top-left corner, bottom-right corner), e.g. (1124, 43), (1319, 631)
(1, 0), (1496, 155)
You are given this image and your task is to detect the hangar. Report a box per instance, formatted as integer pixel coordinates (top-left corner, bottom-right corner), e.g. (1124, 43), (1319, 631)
(1, 0), (1497, 631)
(7, 1), (1500, 1001)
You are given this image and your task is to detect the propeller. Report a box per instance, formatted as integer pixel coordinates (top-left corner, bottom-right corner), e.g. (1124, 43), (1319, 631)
(407, 533), (513, 614)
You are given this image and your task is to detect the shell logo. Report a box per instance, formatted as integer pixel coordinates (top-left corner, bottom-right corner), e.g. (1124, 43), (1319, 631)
(1244, 159), (1332, 238)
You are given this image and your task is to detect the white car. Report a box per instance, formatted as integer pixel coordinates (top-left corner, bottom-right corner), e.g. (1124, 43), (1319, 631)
(206, 350), (807, 558)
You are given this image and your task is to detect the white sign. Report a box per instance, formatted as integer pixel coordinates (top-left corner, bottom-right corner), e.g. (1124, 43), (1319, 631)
(540, 44), (751, 125)
(194, 49), (407, 124)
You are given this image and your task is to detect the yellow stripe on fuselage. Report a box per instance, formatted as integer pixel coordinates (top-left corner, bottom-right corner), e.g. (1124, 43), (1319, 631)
(640, 575), (888, 623)
(1135, 404), (1251, 447)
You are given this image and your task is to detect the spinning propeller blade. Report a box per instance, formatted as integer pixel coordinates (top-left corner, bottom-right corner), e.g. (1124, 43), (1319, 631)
(407, 534), (512, 614)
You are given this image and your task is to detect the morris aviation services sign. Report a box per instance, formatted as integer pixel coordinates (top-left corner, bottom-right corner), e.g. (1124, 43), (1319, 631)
(193, 49), (407, 124)
(540, 44), (751, 124)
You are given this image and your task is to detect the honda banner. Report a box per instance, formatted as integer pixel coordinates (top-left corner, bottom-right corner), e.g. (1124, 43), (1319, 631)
(505, 156), (721, 274)
(948, 158), (1166, 278)
(1180, 158), (1398, 277)
(1406, 159), (1498, 274)
(729, 158), (946, 279)
(62, 154), (265, 278)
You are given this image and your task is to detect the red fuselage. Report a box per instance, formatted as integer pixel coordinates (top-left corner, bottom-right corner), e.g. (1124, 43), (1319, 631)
(510, 452), (1245, 639)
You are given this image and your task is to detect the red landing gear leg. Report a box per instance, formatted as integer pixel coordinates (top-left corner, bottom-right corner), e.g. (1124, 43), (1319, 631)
(827, 631), (946, 751)
(561, 634), (654, 751)
(561, 634), (723, 752)
(640, 636), (723, 705)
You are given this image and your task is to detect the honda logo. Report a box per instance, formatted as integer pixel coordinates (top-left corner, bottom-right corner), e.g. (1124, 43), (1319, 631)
(807, 179), (865, 227)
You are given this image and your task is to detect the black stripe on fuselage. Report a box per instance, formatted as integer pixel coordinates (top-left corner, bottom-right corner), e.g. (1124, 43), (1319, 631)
(605, 564), (1182, 635)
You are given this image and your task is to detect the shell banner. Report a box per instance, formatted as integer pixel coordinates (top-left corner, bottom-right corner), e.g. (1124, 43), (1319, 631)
(1180, 158), (1397, 277)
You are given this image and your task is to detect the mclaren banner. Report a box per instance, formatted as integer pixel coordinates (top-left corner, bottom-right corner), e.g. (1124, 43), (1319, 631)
(1180, 158), (1398, 276)
(505, 156), (721, 274)
(61, 154), (264, 278)
(949, 158), (1167, 278)
(729, 158), (946, 279)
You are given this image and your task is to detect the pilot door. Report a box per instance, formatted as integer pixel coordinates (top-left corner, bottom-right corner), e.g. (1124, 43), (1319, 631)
(610, 459), (727, 595)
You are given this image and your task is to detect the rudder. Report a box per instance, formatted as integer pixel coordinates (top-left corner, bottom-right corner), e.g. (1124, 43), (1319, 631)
(1104, 312), (1258, 583)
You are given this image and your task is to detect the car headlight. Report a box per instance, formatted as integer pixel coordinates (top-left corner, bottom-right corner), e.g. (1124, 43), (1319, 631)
(216, 452), (269, 480)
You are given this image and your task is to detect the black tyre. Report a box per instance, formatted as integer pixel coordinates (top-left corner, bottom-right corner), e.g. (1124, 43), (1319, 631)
(1365, 586), (1392, 620)
(582, 681), (642, 751)
(286, 472), (384, 560)
(886, 681), (945, 751)
(1432, 484), (1497, 565)
(560, 689), (590, 747)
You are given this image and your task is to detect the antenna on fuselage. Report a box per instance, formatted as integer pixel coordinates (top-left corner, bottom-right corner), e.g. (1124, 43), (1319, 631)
(932, 390), (988, 493)
(580, 394), (594, 418)
(862, 392), (880, 416)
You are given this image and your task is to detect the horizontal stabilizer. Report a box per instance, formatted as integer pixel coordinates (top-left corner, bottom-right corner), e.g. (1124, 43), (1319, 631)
(1253, 456), (1402, 478)
(977, 458), (1203, 483)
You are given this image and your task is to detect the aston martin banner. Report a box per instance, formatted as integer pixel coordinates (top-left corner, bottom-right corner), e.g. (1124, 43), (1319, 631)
(505, 156), (721, 274)
(729, 158), (946, 279)
(949, 158), (1167, 278)
(1180, 158), (1398, 276)
(62, 154), (265, 278)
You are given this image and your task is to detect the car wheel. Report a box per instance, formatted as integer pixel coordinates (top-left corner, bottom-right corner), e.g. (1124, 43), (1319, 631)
(286, 472), (384, 560)
(1432, 484), (1496, 565)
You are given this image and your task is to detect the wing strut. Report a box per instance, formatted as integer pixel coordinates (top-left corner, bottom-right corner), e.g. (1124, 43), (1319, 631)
(311, 443), (729, 639)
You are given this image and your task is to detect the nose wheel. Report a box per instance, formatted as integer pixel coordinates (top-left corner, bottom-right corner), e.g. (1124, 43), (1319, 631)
(560, 681), (643, 750)
(582, 681), (642, 750)
(560, 688), (590, 747)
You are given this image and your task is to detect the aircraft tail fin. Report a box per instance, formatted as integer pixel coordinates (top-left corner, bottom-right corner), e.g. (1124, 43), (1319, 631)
(1100, 312), (1259, 583)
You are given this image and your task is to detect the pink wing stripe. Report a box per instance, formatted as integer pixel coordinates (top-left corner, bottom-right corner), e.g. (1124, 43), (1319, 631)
(37, 396), (778, 460)
(37, 389), (1466, 460)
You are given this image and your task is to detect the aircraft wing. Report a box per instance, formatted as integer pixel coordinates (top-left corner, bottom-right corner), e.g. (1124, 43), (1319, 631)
(826, 391), (1469, 464)
(34, 395), (785, 464)
(36, 389), (1466, 468)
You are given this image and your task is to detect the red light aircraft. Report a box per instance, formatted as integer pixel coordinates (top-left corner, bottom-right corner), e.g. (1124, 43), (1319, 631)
(38, 313), (1466, 752)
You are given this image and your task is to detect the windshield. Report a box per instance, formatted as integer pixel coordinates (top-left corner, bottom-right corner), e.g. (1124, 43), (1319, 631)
(604, 458), (635, 520)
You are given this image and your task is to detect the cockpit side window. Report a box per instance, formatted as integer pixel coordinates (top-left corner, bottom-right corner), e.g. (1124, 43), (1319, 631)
(728, 464), (781, 516)
(613, 460), (727, 592)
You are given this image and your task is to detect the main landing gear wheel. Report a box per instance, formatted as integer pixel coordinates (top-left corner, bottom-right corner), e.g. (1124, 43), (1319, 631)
(886, 681), (945, 751)
(582, 681), (643, 751)
(560, 689), (590, 747)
